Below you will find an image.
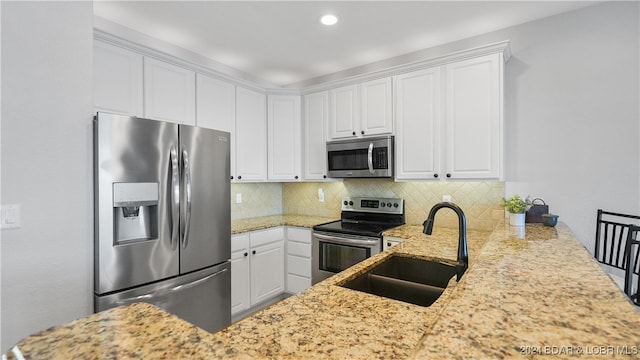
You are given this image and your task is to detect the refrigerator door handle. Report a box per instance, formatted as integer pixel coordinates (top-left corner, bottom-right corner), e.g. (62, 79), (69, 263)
(169, 146), (180, 250)
(181, 148), (193, 249)
(111, 267), (229, 306)
(114, 293), (155, 306)
(169, 267), (228, 292)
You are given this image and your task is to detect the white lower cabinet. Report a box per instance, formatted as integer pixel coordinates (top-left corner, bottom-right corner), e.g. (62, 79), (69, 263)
(231, 233), (251, 315)
(231, 227), (285, 315)
(286, 227), (312, 294)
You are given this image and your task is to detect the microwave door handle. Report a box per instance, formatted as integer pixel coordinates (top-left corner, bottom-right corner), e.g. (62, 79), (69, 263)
(367, 142), (374, 174)
(169, 146), (179, 250)
(181, 148), (192, 249)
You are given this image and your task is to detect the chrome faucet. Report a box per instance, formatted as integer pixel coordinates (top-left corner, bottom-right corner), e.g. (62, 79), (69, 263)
(422, 202), (469, 281)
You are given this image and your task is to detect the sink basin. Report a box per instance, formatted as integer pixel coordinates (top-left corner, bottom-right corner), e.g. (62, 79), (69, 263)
(339, 255), (457, 307)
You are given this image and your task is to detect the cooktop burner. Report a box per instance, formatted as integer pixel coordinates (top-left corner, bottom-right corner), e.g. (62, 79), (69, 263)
(313, 220), (401, 237)
(312, 197), (405, 238)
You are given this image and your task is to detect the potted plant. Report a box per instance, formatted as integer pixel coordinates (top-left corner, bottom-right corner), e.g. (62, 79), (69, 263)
(502, 194), (531, 226)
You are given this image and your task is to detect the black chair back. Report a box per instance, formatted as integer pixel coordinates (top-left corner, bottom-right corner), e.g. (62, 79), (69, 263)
(594, 210), (640, 269)
(624, 226), (640, 305)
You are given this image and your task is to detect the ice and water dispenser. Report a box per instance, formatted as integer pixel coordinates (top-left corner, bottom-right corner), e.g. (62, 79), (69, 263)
(112, 182), (159, 244)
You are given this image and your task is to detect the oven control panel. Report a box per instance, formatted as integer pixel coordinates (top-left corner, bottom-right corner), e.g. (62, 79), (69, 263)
(341, 197), (404, 214)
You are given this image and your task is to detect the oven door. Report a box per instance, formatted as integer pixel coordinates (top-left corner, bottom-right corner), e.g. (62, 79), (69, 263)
(311, 231), (381, 284)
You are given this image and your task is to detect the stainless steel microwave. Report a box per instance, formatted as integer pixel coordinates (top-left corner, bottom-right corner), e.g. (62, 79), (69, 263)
(326, 136), (394, 178)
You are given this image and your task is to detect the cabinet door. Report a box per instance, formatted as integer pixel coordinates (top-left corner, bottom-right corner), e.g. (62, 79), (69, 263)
(231, 234), (250, 315)
(235, 87), (267, 181)
(329, 84), (359, 139)
(394, 68), (442, 180)
(93, 41), (143, 117)
(285, 227), (311, 294)
(196, 74), (235, 131)
(360, 77), (393, 136)
(303, 91), (329, 180)
(268, 95), (301, 181)
(250, 240), (285, 305)
(144, 58), (195, 125)
(196, 74), (236, 178)
(445, 53), (502, 179)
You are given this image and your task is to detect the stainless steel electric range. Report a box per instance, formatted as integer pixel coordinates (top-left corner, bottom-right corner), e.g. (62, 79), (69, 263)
(311, 197), (405, 284)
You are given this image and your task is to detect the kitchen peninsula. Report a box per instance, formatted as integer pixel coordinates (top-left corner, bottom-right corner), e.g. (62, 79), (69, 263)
(5, 221), (639, 359)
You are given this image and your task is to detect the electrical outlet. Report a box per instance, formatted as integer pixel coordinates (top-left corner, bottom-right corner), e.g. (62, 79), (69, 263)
(442, 195), (452, 202)
(318, 188), (325, 203)
(235, 193), (242, 204)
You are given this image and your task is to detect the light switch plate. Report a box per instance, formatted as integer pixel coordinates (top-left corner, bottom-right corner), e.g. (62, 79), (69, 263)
(235, 193), (242, 204)
(1, 204), (22, 229)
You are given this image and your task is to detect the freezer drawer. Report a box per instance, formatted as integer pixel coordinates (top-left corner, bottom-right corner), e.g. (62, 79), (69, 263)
(95, 261), (231, 333)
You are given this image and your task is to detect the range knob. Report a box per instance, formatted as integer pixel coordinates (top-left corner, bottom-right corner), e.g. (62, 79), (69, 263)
(386, 202), (392, 207)
(381, 203), (386, 207)
(349, 201), (354, 206)
(343, 200), (348, 206)
(393, 202), (399, 208)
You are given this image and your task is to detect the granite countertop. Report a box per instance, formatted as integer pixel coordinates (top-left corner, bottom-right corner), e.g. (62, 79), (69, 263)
(231, 214), (335, 234)
(6, 221), (640, 359)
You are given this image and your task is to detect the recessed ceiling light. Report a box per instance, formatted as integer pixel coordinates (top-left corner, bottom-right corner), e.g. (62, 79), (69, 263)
(320, 14), (338, 26)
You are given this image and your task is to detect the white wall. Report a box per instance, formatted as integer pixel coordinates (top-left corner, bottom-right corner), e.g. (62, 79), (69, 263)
(499, 2), (639, 252)
(1, 1), (93, 350)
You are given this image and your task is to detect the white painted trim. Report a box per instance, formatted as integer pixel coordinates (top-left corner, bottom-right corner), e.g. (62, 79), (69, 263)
(300, 41), (511, 95)
(94, 17), (509, 98)
(94, 17), (268, 94)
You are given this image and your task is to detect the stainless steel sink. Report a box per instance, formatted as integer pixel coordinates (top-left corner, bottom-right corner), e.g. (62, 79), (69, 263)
(339, 255), (456, 307)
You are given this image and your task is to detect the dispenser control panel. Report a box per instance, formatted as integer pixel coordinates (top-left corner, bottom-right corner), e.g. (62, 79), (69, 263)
(113, 182), (159, 207)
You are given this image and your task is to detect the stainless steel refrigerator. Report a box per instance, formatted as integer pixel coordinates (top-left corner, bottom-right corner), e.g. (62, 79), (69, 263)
(93, 112), (231, 333)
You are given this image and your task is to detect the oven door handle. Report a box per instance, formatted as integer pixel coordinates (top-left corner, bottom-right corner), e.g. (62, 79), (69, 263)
(313, 233), (379, 247)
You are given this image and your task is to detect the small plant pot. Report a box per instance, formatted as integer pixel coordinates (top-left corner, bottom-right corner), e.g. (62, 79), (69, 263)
(509, 213), (526, 227)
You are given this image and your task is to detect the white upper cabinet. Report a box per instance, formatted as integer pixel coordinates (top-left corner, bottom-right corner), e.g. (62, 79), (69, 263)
(196, 74), (235, 132)
(93, 40), (143, 117)
(196, 74), (236, 178)
(329, 84), (359, 139)
(395, 52), (504, 181)
(144, 57), (196, 125)
(235, 86), (267, 181)
(303, 91), (329, 180)
(267, 95), (301, 181)
(360, 77), (393, 136)
(444, 53), (503, 180)
(394, 68), (442, 180)
(328, 79), (393, 140)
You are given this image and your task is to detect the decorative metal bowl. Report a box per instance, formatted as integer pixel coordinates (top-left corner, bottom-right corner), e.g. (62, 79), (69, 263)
(541, 214), (559, 227)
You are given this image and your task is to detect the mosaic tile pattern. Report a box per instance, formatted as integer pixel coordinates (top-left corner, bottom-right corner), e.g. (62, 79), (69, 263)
(230, 182), (283, 220)
(282, 180), (505, 230)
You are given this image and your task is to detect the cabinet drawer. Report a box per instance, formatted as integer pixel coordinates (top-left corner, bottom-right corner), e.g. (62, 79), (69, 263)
(287, 255), (311, 277)
(287, 242), (310, 257)
(287, 274), (311, 295)
(231, 234), (249, 252)
(287, 227), (311, 243)
(250, 227), (285, 248)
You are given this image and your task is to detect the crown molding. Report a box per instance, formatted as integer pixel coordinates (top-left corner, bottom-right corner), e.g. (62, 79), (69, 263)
(299, 40), (511, 95)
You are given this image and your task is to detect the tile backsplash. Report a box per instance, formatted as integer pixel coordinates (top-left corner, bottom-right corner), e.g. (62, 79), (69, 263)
(230, 182), (283, 219)
(232, 180), (505, 231)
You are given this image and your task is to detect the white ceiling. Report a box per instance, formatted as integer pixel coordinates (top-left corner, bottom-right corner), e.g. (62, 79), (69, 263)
(94, 1), (599, 87)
